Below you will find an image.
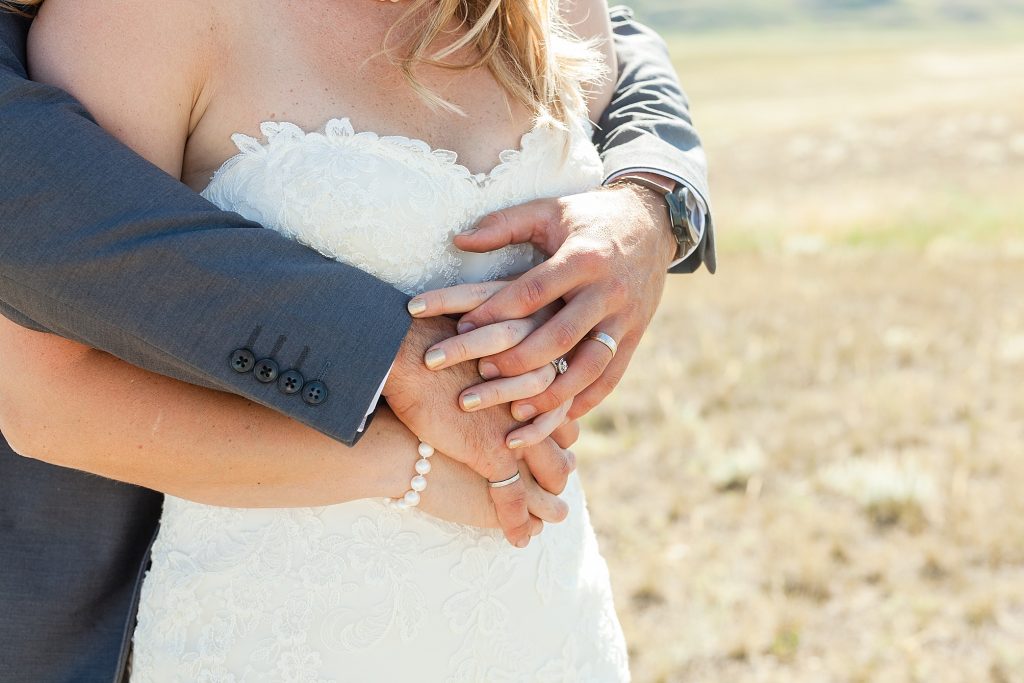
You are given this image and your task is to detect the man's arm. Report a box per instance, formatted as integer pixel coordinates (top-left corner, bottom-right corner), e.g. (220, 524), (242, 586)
(0, 9), (409, 445)
(594, 6), (716, 274)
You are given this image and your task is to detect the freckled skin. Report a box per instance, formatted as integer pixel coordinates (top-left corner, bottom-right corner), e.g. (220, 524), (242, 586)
(181, 0), (534, 191)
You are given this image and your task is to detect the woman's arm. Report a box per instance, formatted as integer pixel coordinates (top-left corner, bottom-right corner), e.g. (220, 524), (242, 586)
(0, 313), (519, 526)
(0, 314), (571, 529)
(0, 314), (405, 507)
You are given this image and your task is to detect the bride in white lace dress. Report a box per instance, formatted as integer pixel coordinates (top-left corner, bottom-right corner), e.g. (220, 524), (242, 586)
(128, 114), (627, 681)
(23, 0), (629, 679)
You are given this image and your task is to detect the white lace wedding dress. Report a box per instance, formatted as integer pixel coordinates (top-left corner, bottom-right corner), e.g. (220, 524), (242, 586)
(129, 114), (630, 682)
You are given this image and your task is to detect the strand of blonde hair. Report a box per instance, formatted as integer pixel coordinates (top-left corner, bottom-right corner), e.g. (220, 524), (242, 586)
(384, 0), (605, 126)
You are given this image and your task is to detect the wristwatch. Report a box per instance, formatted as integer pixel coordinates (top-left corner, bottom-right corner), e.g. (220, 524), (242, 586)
(613, 174), (703, 260)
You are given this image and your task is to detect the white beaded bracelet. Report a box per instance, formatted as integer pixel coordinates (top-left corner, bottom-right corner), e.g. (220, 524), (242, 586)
(393, 441), (434, 509)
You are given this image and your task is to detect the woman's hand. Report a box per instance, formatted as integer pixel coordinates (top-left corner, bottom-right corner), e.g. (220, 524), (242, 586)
(409, 280), (579, 450)
(414, 452), (569, 531)
(385, 316), (578, 548)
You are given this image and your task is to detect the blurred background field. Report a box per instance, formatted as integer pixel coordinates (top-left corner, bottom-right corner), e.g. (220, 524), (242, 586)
(581, 2), (1024, 681)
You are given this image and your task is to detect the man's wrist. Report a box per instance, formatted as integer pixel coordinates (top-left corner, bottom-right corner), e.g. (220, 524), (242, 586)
(607, 170), (709, 269)
(608, 175), (680, 268)
(357, 361), (394, 433)
(383, 320), (426, 400)
(382, 317), (457, 400)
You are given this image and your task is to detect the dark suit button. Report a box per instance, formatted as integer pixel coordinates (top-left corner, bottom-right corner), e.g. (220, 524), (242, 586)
(254, 358), (280, 383)
(302, 381), (328, 406)
(230, 349), (255, 373)
(278, 369), (304, 395)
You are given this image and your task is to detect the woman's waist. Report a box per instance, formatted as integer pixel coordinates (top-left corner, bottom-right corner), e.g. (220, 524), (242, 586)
(155, 494), (502, 547)
(154, 472), (586, 556)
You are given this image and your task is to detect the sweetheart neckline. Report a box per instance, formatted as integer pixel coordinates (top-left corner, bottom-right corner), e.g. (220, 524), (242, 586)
(200, 115), (568, 196)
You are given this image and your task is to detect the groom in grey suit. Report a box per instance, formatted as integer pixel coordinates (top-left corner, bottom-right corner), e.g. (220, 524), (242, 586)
(0, 3), (714, 681)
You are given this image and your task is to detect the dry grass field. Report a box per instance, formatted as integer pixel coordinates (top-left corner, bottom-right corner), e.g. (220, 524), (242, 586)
(580, 25), (1024, 683)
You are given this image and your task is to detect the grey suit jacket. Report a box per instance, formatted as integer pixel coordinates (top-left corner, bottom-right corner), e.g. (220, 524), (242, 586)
(0, 5), (712, 682)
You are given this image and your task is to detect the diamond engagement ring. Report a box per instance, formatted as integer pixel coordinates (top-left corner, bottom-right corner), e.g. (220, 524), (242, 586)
(551, 357), (569, 374)
(488, 471), (522, 488)
(585, 331), (618, 357)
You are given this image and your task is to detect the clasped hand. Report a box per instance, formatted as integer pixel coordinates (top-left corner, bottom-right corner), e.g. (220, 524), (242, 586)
(387, 185), (676, 548)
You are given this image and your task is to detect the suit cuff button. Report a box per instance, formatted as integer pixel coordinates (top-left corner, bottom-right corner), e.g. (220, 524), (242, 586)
(230, 349), (255, 373)
(278, 370), (304, 395)
(302, 381), (328, 406)
(254, 358), (280, 383)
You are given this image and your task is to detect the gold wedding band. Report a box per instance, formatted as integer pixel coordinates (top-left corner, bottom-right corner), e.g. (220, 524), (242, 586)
(585, 331), (618, 357)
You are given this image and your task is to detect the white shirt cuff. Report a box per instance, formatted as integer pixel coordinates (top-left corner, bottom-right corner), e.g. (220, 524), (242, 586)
(357, 361), (394, 433)
(605, 167), (708, 268)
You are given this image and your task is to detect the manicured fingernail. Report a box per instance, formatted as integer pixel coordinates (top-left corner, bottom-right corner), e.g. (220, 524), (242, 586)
(508, 437), (525, 449)
(424, 348), (446, 369)
(457, 321), (477, 334)
(479, 361), (500, 380)
(461, 393), (482, 410)
(512, 404), (537, 421)
(515, 537), (529, 549)
(407, 298), (427, 316)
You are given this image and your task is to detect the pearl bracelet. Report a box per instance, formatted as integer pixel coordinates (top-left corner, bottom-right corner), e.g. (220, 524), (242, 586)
(393, 441), (434, 508)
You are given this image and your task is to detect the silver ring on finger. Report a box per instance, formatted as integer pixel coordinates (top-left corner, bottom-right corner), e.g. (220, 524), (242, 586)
(550, 357), (569, 374)
(488, 471), (522, 488)
(585, 330), (618, 358)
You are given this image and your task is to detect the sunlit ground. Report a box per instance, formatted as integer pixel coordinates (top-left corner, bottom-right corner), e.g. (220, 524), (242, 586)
(581, 25), (1024, 683)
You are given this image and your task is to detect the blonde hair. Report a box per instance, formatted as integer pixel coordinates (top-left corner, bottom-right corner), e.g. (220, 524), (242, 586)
(384, 0), (604, 126)
(5, 0), (603, 127)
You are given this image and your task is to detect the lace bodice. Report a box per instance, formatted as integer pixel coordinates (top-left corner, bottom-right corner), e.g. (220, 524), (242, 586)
(131, 114), (628, 682)
(200, 116), (605, 296)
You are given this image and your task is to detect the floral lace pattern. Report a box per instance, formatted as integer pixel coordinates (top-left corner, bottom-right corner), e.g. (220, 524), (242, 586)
(130, 115), (628, 682)
(199, 116), (605, 297)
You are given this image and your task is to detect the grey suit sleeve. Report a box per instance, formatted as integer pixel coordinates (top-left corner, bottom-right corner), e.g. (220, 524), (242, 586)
(0, 11), (410, 446)
(596, 7), (717, 274)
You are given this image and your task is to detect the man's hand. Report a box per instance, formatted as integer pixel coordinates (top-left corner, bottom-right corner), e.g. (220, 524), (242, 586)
(434, 185), (678, 422)
(383, 316), (575, 548)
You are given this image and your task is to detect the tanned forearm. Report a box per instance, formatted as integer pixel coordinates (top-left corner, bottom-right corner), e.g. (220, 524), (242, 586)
(0, 315), (495, 519)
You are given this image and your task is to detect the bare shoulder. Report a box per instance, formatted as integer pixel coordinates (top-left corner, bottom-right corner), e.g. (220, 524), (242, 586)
(561, 0), (613, 33)
(26, 0), (219, 175)
(28, 0), (215, 91)
(560, 0), (617, 118)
